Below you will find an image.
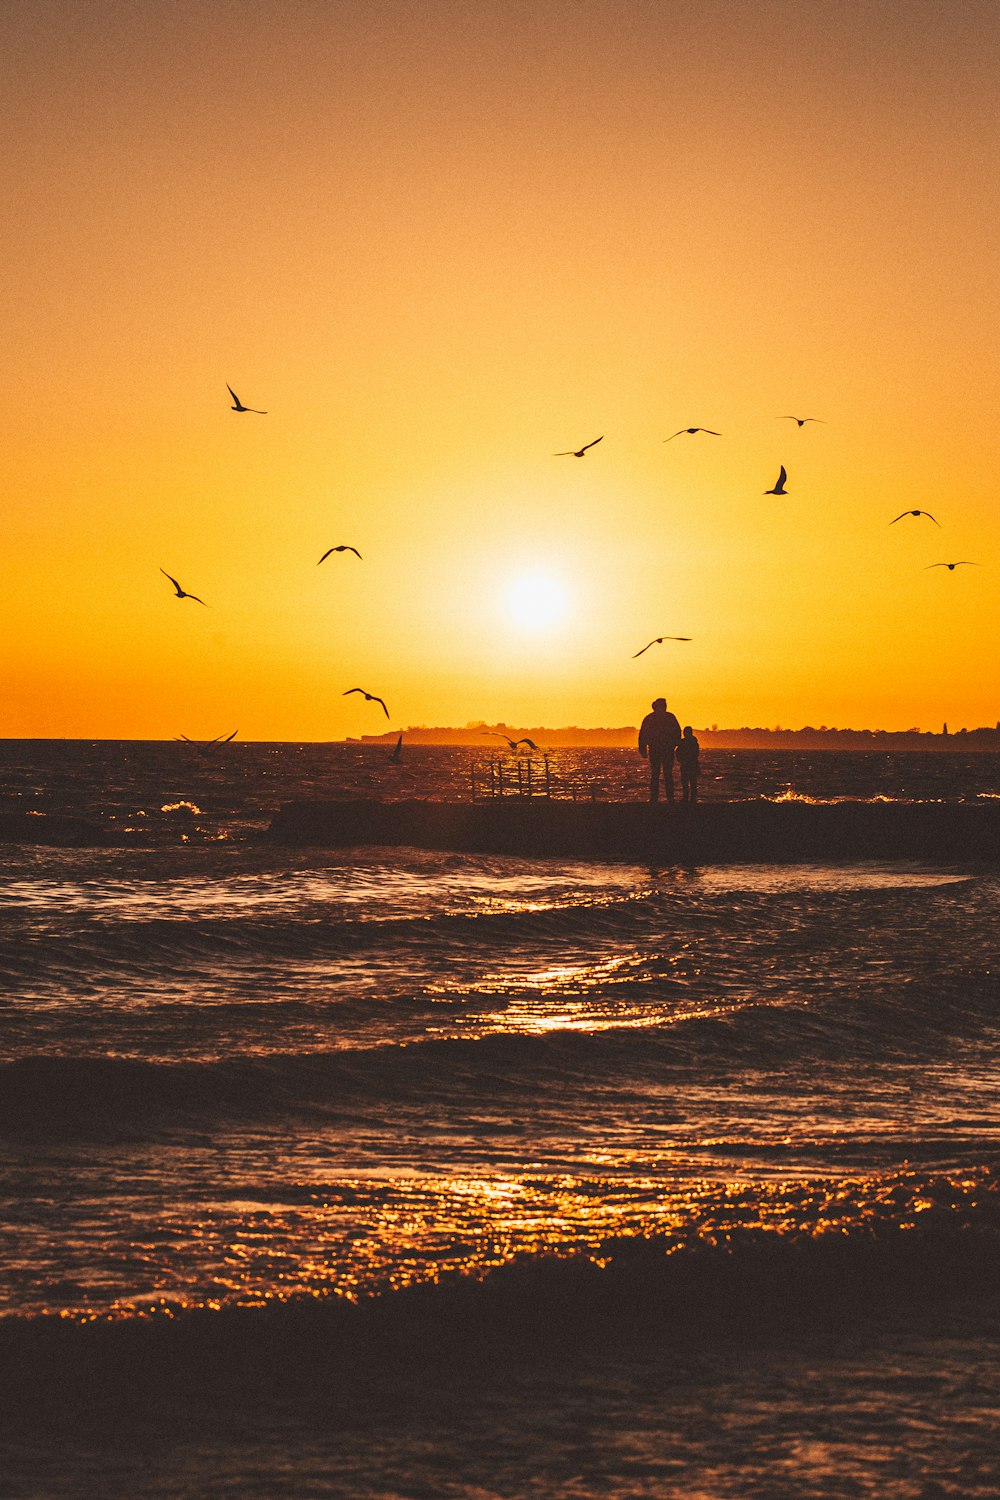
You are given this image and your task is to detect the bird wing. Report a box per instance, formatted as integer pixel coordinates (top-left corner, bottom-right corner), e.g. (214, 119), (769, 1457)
(925, 513), (941, 526)
(631, 641), (655, 657)
(553, 450), (576, 456)
(160, 568), (183, 594)
(582, 436), (604, 451)
(221, 730), (238, 743)
(346, 547), (362, 558)
(701, 429), (721, 436)
(317, 549), (334, 564)
(343, 688), (364, 696)
(188, 593), (207, 606)
(663, 431), (685, 441)
(227, 385), (242, 407)
(667, 636), (693, 641)
(925, 563), (947, 569)
(375, 697), (390, 718)
(889, 513), (908, 524)
(777, 465), (787, 484)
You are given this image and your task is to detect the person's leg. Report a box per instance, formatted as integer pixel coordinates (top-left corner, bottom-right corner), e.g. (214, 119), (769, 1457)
(649, 752), (662, 802)
(664, 752), (675, 802)
(691, 773), (698, 805)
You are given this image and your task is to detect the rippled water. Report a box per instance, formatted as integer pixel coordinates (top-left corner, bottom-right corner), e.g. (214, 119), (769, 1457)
(1, 745), (999, 1496)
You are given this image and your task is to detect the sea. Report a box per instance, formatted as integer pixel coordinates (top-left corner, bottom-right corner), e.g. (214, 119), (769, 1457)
(2, 742), (999, 1498)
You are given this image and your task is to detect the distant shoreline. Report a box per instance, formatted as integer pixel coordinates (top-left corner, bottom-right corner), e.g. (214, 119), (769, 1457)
(354, 725), (1000, 751)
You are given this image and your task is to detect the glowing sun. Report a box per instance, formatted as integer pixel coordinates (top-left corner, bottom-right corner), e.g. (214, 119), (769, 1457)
(505, 571), (570, 631)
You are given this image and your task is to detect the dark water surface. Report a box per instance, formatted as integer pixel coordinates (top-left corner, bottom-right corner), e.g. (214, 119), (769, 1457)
(1, 744), (999, 1496)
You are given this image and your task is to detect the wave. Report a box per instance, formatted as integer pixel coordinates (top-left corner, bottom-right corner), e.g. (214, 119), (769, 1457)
(3, 1211), (998, 1415)
(4, 963), (998, 1137)
(0, 892), (657, 983)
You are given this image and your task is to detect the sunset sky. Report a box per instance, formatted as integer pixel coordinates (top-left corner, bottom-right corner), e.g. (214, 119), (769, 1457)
(4, 0), (998, 739)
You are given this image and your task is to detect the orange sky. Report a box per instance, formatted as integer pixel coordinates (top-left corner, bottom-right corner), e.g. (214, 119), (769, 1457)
(3, 0), (998, 738)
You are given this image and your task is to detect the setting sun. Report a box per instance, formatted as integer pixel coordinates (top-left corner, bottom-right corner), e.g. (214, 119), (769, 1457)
(505, 572), (570, 633)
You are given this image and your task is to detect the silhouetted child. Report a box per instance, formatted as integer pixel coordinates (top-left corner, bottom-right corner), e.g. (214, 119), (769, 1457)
(677, 725), (700, 804)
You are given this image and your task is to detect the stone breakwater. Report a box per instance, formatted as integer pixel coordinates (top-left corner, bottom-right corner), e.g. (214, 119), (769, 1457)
(267, 799), (1000, 863)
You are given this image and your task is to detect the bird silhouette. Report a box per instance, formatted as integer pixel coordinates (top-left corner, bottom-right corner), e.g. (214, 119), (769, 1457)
(227, 384), (266, 414)
(926, 561), (978, 571)
(317, 545), (362, 563)
(389, 732), (403, 763)
(176, 730), (238, 757)
(343, 687), (390, 718)
(554, 436), (603, 457)
(484, 731), (540, 752)
(663, 428), (720, 441)
(160, 568), (207, 605)
(891, 510), (940, 526)
(764, 466), (788, 495)
(780, 416), (824, 427)
(632, 636), (693, 657)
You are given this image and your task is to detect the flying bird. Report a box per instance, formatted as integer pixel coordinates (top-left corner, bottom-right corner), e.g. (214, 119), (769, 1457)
(160, 568), (207, 605)
(926, 561), (978, 571)
(554, 436), (603, 457)
(764, 465), (788, 495)
(780, 416), (824, 427)
(891, 510), (940, 526)
(343, 687), (390, 718)
(388, 732), (403, 763)
(483, 731), (540, 752)
(176, 730), (238, 757)
(227, 384), (266, 414)
(663, 428), (721, 441)
(632, 636), (693, 657)
(317, 545), (362, 563)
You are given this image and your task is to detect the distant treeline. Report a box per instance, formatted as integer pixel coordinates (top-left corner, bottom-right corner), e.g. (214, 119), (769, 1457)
(354, 721), (1000, 751)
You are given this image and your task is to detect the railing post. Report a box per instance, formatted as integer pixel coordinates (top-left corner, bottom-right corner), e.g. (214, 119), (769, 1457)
(544, 755), (551, 798)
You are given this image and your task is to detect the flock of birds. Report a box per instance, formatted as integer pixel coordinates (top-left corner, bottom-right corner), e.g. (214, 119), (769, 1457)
(167, 389), (981, 751)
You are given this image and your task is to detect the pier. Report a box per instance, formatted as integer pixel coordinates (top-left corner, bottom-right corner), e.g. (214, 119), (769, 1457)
(266, 799), (1000, 863)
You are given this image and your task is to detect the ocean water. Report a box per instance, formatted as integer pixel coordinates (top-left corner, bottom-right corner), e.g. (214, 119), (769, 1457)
(2, 744), (999, 1497)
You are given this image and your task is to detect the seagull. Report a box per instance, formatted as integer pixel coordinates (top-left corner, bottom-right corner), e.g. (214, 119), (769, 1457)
(160, 568), (207, 605)
(926, 561), (978, 571)
(484, 731), (520, 750)
(632, 636), (693, 657)
(227, 384), (266, 414)
(891, 510), (940, 526)
(317, 545), (362, 563)
(780, 416), (824, 427)
(764, 465), (788, 495)
(554, 436), (603, 457)
(343, 687), (390, 718)
(176, 730), (238, 757)
(388, 732), (403, 763)
(663, 428), (721, 441)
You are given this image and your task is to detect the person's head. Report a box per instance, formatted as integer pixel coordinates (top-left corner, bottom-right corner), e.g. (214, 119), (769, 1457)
(682, 725), (693, 737)
(651, 697), (667, 712)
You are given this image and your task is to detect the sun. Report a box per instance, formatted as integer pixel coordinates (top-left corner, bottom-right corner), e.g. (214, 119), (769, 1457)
(505, 571), (570, 632)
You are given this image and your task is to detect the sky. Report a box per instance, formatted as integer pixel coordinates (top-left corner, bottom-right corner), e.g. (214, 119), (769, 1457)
(4, 0), (999, 739)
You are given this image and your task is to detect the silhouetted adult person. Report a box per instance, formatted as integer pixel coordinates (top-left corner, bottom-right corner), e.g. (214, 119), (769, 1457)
(638, 698), (681, 803)
(677, 725), (700, 805)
